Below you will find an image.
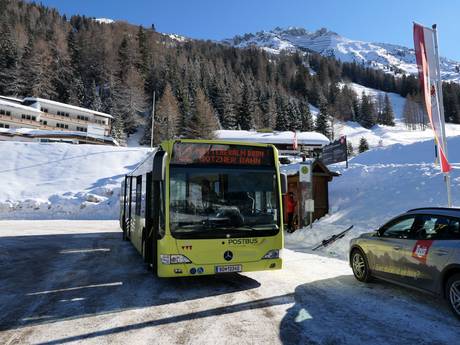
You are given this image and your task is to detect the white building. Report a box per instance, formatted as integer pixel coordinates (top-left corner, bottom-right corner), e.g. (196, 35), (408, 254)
(22, 97), (112, 137)
(0, 96), (116, 145)
(0, 99), (42, 130)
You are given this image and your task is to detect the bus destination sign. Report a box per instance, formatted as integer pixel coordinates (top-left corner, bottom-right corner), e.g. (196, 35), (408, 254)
(171, 143), (273, 166)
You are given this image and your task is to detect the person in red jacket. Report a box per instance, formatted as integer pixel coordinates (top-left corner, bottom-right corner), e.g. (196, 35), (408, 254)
(286, 192), (297, 233)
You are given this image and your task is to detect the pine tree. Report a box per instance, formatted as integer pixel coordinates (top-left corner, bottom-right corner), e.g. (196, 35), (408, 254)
(151, 83), (180, 144)
(358, 92), (377, 129)
(18, 38), (56, 99)
(275, 94), (289, 131)
(315, 98), (332, 138)
(88, 80), (103, 111)
(185, 88), (219, 139)
(358, 137), (369, 153)
(237, 81), (255, 130)
(299, 100), (313, 131)
(220, 84), (238, 129)
(0, 22), (19, 95)
(347, 141), (354, 156)
(378, 94), (395, 126)
(68, 75), (86, 106)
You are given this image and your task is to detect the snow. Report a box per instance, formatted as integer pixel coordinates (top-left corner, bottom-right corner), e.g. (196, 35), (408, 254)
(215, 130), (330, 147)
(94, 18), (114, 24)
(225, 27), (460, 82)
(22, 97), (113, 119)
(0, 99), (41, 113)
(0, 142), (150, 219)
(0, 127), (117, 143)
(166, 33), (188, 42)
(285, 135), (460, 260)
(334, 82), (460, 149)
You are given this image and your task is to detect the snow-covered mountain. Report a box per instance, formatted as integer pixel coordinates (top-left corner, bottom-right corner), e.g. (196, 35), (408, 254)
(223, 27), (460, 82)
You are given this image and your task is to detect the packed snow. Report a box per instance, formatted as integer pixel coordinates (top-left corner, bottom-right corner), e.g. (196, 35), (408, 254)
(224, 26), (460, 82)
(0, 142), (150, 219)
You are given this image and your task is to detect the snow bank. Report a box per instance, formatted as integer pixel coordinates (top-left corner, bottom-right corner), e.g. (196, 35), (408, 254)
(286, 136), (460, 260)
(0, 142), (150, 220)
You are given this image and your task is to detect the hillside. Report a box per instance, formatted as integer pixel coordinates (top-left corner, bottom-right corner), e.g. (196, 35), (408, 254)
(224, 27), (460, 82)
(4, 0), (460, 146)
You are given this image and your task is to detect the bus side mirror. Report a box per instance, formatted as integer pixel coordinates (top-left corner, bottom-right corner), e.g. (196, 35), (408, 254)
(280, 173), (288, 195)
(153, 151), (167, 181)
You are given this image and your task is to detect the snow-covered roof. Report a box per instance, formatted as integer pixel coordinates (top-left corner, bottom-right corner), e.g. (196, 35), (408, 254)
(0, 95), (23, 103)
(0, 127), (115, 143)
(0, 99), (41, 113)
(22, 97), (113, 119)
(215, 130), (330, 147)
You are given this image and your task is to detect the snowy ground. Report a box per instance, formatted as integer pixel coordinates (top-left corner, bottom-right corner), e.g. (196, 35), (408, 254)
(0, 221), (458, 345)
(0, 142), (150, 220)
(286, 135), (460, 260)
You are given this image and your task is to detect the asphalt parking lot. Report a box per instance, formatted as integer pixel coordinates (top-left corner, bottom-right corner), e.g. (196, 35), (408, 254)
(1, 221), (458, 345)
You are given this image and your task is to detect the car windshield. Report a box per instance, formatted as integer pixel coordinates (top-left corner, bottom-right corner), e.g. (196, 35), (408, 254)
(169, 166), (280, 239)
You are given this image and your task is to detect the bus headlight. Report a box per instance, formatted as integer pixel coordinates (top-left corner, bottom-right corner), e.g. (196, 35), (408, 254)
(261, 249), (280, 259)
(160, 254), (192, 264)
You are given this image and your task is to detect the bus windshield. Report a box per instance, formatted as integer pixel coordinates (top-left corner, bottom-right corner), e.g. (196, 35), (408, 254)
(170, 166), (280, 239)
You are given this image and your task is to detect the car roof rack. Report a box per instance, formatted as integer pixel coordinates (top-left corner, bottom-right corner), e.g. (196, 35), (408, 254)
(407, 207), (460, 213)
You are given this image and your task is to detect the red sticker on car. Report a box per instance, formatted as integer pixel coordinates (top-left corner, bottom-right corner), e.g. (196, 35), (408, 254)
(411, 240), (433, 263)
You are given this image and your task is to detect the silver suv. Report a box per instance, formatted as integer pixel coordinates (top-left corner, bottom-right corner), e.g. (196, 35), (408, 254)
(349, 208), (460, 319)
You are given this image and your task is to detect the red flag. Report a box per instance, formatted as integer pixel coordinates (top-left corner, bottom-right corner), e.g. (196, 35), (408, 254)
(414, 23), (451, 173)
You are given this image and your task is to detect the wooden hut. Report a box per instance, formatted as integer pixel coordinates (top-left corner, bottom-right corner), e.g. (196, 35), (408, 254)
(283, 160), (339, 228)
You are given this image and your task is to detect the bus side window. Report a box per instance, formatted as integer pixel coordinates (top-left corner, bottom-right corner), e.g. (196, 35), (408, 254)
(140, 174), (146, 218)
(159, 181), (165, 238)
(135, 176), (142, 216)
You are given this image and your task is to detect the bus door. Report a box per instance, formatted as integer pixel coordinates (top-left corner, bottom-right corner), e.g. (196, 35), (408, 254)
(121, 176), (129, 240)
(145, 151), (167, 275)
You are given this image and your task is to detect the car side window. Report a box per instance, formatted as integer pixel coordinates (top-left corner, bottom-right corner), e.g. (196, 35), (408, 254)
(380, 216), (416, 239)
(413, 215), (450, 240)
(448, 219), (460, 240)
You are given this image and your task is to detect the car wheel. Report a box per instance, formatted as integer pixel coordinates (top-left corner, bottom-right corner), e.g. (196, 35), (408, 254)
(446, 273), (460, 320)
(351, 249), (371, 283)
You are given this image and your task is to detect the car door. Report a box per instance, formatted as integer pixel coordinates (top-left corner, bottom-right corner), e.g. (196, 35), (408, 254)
(371, 215), (417, 281)
(400, 214), (456, 292)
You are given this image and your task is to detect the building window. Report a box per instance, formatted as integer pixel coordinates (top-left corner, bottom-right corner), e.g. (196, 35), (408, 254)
(22, 114), (35, 120)
(0, 123), (10, 128)
(40, 107), (49, 113)
(76, 126), (87, 132)
(77, 115), (89, 121)
(56, 123), (68, 129)
(0, 110), (4, 115)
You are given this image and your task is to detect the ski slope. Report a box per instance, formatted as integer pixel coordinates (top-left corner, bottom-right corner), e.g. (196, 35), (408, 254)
(335, 82), (460, 148)
(0, 142), (150, 219)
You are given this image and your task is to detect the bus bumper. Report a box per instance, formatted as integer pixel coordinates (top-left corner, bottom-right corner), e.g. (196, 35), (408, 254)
(157, 258), (282, 277)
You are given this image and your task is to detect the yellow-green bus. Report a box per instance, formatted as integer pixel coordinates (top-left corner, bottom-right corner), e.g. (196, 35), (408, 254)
(120, 139), (287, 277)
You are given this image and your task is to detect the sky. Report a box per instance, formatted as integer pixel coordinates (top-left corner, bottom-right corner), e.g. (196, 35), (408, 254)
(37, 0), (460, 60)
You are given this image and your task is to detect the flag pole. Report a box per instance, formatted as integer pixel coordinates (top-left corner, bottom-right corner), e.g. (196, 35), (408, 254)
(432, 24), (452, 207)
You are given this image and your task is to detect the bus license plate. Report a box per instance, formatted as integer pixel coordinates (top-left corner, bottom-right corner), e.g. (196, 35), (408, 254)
(215, 265), (242, 273)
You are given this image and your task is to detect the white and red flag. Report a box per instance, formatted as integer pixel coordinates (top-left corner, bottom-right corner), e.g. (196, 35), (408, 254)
(293, 131), (298, 150)
(413, 23), (451, 173)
